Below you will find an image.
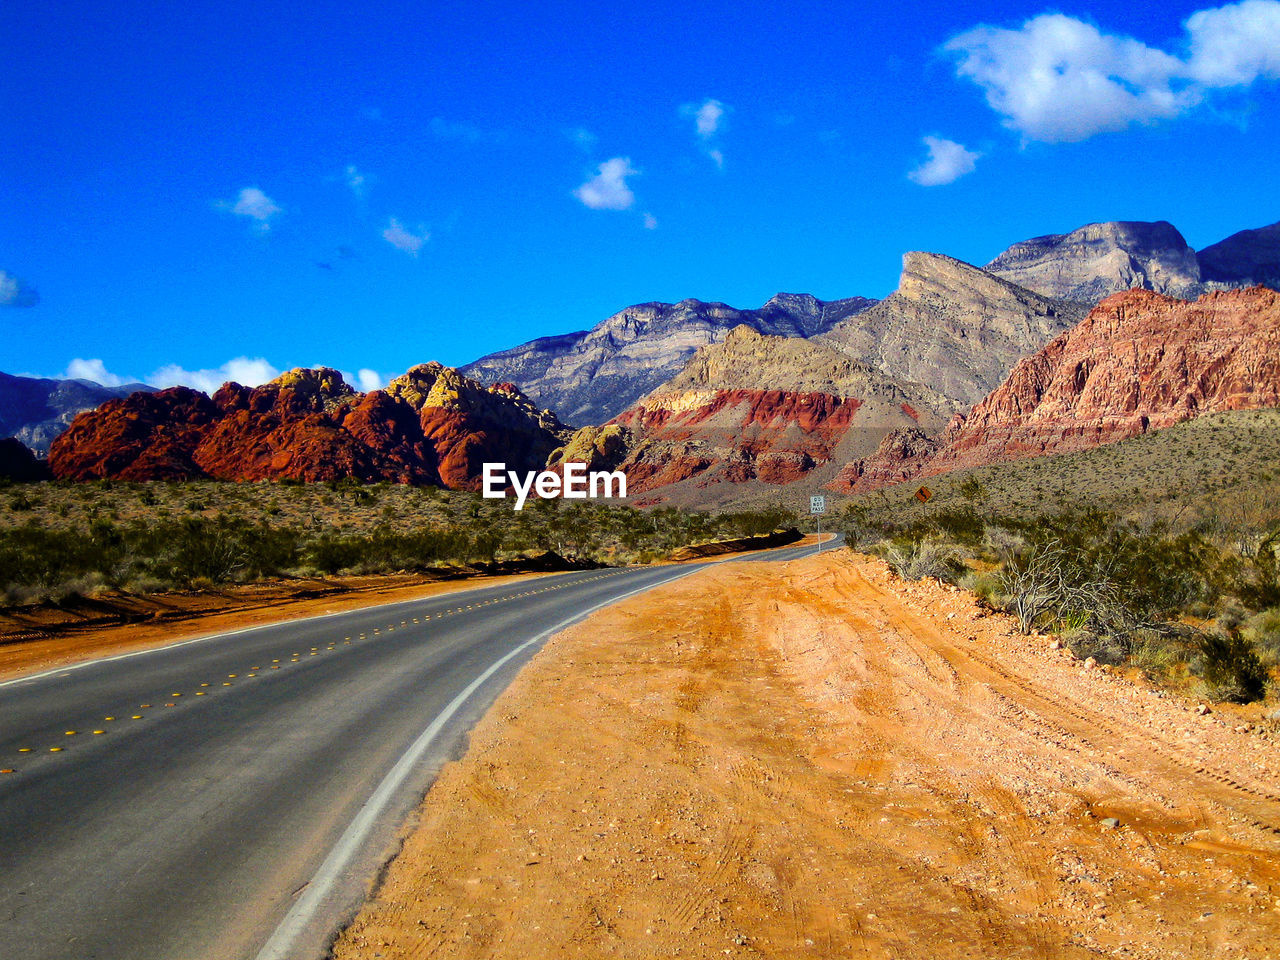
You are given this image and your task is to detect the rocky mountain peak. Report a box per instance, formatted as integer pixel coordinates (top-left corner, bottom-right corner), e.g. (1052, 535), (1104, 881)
(985, 220), (1203, 303)
(1198, 220), (1280, 287)
(267, 366), (356, 409)
(459, 290), (877, 426)
(819, 254), (1086, 408)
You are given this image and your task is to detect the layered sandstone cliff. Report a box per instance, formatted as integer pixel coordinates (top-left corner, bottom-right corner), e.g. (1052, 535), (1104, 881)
(985, 220), (1206, 303)
(833, 286), (1280, 492)
(551, 326), (949, 504)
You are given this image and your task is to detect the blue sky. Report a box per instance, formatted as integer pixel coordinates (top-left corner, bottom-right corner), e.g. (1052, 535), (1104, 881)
(2, 0), (1278, 394)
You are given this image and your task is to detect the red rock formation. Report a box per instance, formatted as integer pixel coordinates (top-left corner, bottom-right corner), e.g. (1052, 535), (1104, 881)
(49, 365), (567, 487)
(845, 286), (1280, 490)
(49, 387), (221, 481)
(552, 327), (951, 505)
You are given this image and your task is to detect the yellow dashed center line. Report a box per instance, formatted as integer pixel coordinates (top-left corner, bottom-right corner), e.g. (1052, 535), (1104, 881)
(15, 577), (608, 765)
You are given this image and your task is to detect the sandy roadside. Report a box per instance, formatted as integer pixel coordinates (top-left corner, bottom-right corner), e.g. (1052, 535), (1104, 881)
(331, 550), (1280, 960)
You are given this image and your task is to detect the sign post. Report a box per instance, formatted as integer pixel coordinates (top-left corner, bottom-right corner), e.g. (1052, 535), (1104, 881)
(810, 495), (826, 553)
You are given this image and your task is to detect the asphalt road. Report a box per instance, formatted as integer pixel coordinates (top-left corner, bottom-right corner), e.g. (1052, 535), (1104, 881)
(0, 535), (837, 960)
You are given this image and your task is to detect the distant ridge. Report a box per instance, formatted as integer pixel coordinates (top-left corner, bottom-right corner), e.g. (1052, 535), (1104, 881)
(0, 372), (155, 454)
(460, 293), (876, 426)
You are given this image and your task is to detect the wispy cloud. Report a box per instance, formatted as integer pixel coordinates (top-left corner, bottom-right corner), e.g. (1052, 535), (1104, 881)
(681, 98), (730, 168)
(946, 0), (1280, 143)
(0, 269), (39, 308)
(345, 165), (366, 199)
(683, 98), (726, 138)
(574, 157), (639, 211)
(356, 369), (389, 391)
(382, 218), (429, 256)
(907, 136), (982, 185)
(567, 127), (598, 153)
(65, 358), (128, 386)
(219, 187), (281, 232)
(643, 212), (659, 230)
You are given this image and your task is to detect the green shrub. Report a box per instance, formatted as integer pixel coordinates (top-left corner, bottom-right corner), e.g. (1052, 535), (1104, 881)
(1196, 631), (1268, 703)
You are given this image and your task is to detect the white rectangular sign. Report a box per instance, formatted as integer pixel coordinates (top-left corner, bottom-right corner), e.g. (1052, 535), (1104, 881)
(810, 495), (826, 515)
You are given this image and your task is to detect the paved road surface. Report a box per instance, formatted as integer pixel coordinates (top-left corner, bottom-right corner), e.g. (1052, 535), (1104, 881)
(0, 536), (837, 960)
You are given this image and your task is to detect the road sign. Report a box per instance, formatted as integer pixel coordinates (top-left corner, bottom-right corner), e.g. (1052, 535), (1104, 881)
(914, 486), (933, 503)
(810, 495), (827, 554)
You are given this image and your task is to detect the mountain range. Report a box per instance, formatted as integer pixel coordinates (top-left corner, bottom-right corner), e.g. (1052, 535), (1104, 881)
(459, 293), (875, 426)
(12, 215), (1280, 502)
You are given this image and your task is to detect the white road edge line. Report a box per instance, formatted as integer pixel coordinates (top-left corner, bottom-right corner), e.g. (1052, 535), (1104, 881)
(252, 563), (712, 960)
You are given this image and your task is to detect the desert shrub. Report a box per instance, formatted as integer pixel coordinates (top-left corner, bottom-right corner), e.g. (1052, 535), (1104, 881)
(1243, 607), (1280, 666)
(994, 538), (1122, 634)
(1195, 631), (1268, 703)
(1235, 532), (1280, 610)
(882, 537), (963, 583)
(958, 568), (1004, 608)
(1127, 627), (1191, 680)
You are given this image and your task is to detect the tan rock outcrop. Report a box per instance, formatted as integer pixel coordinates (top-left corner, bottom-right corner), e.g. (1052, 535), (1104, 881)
(819, 252), (1086, 407)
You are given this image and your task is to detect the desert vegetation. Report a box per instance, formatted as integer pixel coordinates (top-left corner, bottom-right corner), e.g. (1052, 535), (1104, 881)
(843, 488), (1279, 704)
(0, 477), (795, 609)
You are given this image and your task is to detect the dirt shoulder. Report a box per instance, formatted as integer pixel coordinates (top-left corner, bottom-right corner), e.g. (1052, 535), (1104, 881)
(332, 551), (1280, 960)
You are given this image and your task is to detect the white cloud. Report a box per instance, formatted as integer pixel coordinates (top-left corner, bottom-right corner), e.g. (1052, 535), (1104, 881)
(908, 136), (982, 185)
(148, 357), (281, 393)
(356, 368), (388, 391)
(222, 187), (281, 230)
(680, 98), (730, 168)
(683, 98), (726, 138)
(345, 165), (366, 198)
(382, 218), (429, 256)
(574, 157), (639, 211)
(65, 358), (129, 387)
(1185, 0), (1280, 85)
(62, 356), (282, 393)
(946, 1), (1280, 143)
(0, 269), (39, 307)
(643, 212), (659, 230)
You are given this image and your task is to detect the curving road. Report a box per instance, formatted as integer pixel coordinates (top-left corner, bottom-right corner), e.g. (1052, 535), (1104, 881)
(0, 536), (835, 960)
